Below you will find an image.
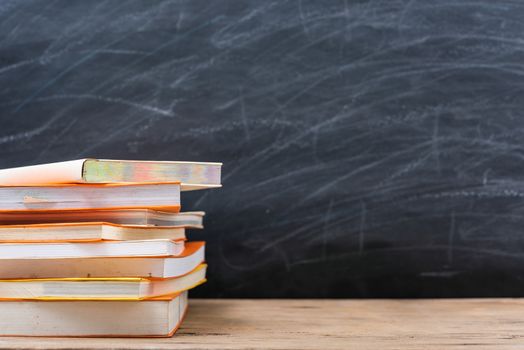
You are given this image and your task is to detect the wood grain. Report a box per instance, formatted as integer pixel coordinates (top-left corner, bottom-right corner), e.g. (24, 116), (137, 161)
(0, 298), (523, 349)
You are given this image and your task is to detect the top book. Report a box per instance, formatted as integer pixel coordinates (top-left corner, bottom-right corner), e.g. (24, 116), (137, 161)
(0, 159), (222, 191)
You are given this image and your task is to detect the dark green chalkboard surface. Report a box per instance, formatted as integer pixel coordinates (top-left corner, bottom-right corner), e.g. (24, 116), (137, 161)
(1, 0), (524, 297)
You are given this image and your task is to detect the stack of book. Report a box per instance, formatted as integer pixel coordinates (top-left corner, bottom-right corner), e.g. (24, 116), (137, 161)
(0, 159), (221, 337)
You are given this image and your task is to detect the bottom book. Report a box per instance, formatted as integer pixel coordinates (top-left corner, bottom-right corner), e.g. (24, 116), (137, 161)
(0, 291), (188, 337)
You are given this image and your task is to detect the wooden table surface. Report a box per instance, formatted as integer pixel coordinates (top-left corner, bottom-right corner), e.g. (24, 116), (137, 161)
(0, 298), (523, 349)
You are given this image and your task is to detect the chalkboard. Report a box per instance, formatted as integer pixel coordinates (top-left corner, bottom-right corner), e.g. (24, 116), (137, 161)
(1, 0), (524, 297)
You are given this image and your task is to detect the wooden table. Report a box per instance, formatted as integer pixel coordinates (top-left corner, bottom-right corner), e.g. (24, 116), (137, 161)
(0, 299), (523, 349)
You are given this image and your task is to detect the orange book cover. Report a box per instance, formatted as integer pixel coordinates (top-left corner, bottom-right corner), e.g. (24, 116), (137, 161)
(0, 182), (181, 213)
(0, 291), (190, 338)
(0, 221), (192, 243)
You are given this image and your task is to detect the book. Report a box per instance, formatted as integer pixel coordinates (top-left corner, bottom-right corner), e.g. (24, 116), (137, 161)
(0, 183), (181, 212)
(0, 241), (205, 279)
(0, 222), (189, 242)
(0, 239), (184, 259)
(0, 159), (222, 191)
(0, 209), (204, 226)
(0, 291), (188, 337)
(0, 264), (206, 300)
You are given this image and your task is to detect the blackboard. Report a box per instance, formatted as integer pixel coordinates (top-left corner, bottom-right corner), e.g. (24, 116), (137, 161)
(1, 0), (524, 297)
